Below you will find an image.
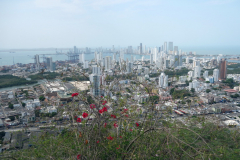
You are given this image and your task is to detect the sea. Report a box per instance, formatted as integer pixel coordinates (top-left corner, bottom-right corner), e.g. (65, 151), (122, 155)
(0, 46), (239, 66)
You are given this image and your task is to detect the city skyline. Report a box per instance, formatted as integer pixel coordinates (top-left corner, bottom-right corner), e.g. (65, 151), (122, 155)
(1, 0), (240, 48)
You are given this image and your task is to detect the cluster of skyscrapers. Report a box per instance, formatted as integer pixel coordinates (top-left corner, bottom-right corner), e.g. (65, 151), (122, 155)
(34, 55), (56, 71)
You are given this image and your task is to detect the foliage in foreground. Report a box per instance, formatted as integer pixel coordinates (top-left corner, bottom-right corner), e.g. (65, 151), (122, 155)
(3, 117), (240, 159)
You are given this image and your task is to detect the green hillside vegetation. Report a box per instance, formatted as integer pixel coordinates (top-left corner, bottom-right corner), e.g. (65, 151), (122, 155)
(0, 75), (37, 88)
(29, 72), (60, 80)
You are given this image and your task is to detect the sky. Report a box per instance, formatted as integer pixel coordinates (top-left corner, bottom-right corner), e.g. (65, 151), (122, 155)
(0, 0), (240, 49)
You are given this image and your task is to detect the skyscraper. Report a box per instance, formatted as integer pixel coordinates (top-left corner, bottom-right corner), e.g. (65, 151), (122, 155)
(164, 42), (167, 52)
(194, 66), (201, 78)
(178, 54), (183, 66)
(92, 65), (101, 75)
(213, 69), (219, 82)
(127, 62), (133, 73)
(219, 59), (227, 80)
(83, 60), (89, 69)
(46, 57), (53, 71)
(186, 57), (189, 64)
(159, 72), (168, 88)
(35, 54), (40, 70)
(150, 54), (153, 64)
(91, 74), (100, 96)
(174, 46), (178, 53)
(74, 46), (77, 53)
(140, 43), (142, 54)
(203, 71), (208, 79)
(105, 56), (112, 71)
(168, 42), (173, 51)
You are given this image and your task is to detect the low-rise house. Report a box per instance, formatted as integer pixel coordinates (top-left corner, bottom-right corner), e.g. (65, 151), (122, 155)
(3, 132), (12, 144)
(20, 111), (36, 124)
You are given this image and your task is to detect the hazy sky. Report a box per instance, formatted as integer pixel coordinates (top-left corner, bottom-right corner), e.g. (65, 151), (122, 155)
(0, 0), (240, 49)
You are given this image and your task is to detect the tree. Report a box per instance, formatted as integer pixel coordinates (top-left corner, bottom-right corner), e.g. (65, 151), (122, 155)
(150, 96), (159, 104)
(87, 96), (94, 104)
(35, 110), (40, 117)
(206, 89), (211, 93)
(190, 88), (195, 94)
(39, 95), (45, 101)
(170, 88), (175, 95)
(8, 103), (14, 109)
(9, 116), (15, 121)
(22, 103), (26, 107)
(205, 81), (210, 83)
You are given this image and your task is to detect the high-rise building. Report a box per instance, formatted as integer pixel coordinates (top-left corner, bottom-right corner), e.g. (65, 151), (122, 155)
(131, 55), (133, 63)
(186, 57), (189, 64)
(92, 65), (101, 75)
(46, 57), (53, 71)
(91, 74), (100, 96)
(128, 46), (133, 54)
(194, 66), (201, 78)
(174, 55), (179, 67)
(159, 72), (168, 88)
(219, 59), (227, 80)
(35, 54), (40, 70)
(168, 42), (173, 51)
(140, 43), (142, 54)
(213, 69), (219, 82)
(164, 42), (167, 52)
(178, 55), (182, 66)
(127, 62), (133, 73)
(113, 52), (116, 61)
(112, 45), (115, 52)
(164, 59), (170, 69)
(83, 60), (89, 69)
(153, 47), (158, 63)
(203, 71), (208, 79)
(105, 56), (112, 71)
(174, 46), (178, 53)
(188, 71), (194, 80)
(150, 54), (153, 64)
(74, 46), (77, 53)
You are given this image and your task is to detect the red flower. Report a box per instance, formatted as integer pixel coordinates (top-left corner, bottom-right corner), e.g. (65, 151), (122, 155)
(104, 123), (107, 128)
(90, 104), (96, 109)
(82, 112), (88, 118)
(107, 136), (114, 140)
(111, 114), (116, 118)
(122, 108), (128, 114)
(117, 145), (120, 149)
(102, 107), (108, 112)
(114, 122), (118, 128)
(102, 100), (107, 105)
(99, 109), (103, 114)
(71, 93), (79, 97)
(77, 154), (81, 159)
(74, 115), (77, 119)
(129, 129), (133, 132)
(97, 141), (99, 143)
(125, 115), (129, 117)
(119, 136), (122, 138)
(77, 118), (81, 123)
(136, 122), (139, 127)
(101, 96), (103, 98)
